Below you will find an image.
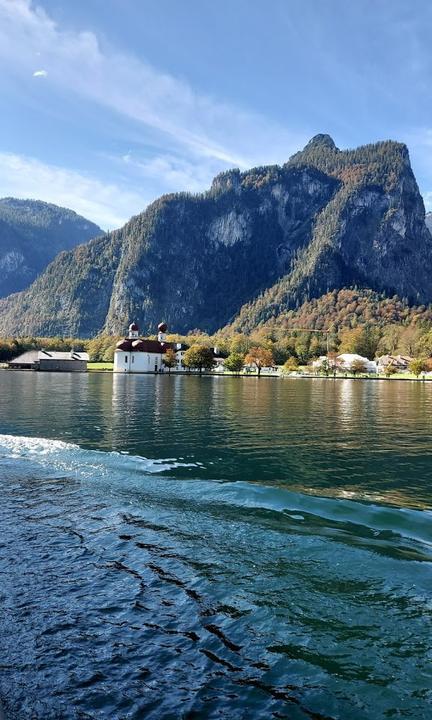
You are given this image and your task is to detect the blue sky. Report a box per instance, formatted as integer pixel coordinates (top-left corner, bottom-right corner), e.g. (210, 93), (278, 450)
(1, 0), (432, 229)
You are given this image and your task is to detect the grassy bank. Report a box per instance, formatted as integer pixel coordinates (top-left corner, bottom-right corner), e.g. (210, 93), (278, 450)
(88, 362), (114, 372)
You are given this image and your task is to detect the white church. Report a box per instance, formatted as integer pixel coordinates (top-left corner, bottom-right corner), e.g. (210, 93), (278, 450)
(114, 322), (188, 373)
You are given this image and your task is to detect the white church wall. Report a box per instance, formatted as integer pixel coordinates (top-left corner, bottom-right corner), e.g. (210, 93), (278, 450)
(114, 351), (164, 373)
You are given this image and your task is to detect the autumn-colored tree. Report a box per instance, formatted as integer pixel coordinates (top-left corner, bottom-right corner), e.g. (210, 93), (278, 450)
(338, 325), (379, 359)
(229, 333), (252, 355)
(417, 330), (432, 357)
(282, 356), (299, 373)
(294, 338), (310, 364)
(163, 348), (177, 373)
(409, 358), (428, 378)
(384, 363), (397, 377)
(377, 324), (401, 355)
(400, 326), (423, 357)
(244, 347), (274, 377)
(317, 358), (331, 376)
(350, 359), (367, 375)
(183, 345), (215, 374)
(223, 352), (244, 374)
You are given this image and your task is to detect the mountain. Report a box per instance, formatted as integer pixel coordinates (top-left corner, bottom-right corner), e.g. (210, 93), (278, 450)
(0, 198), (102, 297)
(426, 212), (432, 234)
(230, 136), (432, 331)
(0, 136), (431, 338)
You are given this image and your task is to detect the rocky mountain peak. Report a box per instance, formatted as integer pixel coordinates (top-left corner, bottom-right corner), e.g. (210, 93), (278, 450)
(303, 134), (338, 152)
(0, 137), (431, 338)
(210, 169), (242, 194)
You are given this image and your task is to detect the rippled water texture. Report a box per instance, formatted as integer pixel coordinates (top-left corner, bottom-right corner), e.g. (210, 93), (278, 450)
(0, 371), (431, 719)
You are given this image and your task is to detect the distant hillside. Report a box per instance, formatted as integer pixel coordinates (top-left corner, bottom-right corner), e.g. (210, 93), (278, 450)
(0, 198), (102, 297)
(238, 287), (432, 335)
(0, 135), (432, 338)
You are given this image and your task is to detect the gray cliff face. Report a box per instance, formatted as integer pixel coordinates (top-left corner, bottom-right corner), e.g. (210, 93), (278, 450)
(232, 138), (432, 330)
(338, 169), (432, 302)
(103, 166), (338, 335)
(0, 198), (102, 298)
(0, 137), (431, 338)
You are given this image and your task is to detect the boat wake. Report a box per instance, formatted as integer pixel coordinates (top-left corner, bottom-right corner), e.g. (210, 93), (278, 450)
(0, 432), (430, 559)
(1, 433), (431, 719)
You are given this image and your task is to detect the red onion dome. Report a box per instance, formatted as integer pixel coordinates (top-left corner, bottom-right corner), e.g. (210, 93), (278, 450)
(158, 322), (168, 333)
(116, 339), (133, 351)
(129, 322), (139, 332)
(131, 339), (146, 351)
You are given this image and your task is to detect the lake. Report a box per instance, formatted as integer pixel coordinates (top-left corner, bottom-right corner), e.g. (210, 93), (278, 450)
(0, 370), (431, 719)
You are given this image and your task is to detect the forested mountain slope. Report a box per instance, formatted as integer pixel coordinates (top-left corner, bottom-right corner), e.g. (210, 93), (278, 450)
(0, 136), (431, 337)
(0, 198), (102, 297)
(230, 135), (432, 331)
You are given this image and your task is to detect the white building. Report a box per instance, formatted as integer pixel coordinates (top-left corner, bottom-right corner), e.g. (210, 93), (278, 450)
(336, 353), (377, 373)
(311, 355), (336, 371)
(114, 322), (188, 374)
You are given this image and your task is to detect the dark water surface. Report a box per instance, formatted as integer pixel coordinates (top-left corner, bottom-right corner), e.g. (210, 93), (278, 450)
(0, 370), (431, 719)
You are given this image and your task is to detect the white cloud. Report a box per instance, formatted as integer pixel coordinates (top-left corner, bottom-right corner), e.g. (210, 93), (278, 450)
(0, 0), (310, 228)
(0, 0), (305, 169)
(423, 192), (432, 212)
(0, 152), (146, 229)
(118, 152), (221, 194)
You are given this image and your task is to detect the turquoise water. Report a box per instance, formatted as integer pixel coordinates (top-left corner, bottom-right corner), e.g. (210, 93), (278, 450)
(0, 370), (431, 719)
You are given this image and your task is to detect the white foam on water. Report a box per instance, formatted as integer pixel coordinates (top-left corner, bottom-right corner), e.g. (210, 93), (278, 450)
(0, 434), (79, 456)
(0, 433), (198, 477)
(1, 435), (430, 552)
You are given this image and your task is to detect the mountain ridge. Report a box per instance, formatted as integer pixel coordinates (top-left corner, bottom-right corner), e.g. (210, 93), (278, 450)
(0, 198), (102, 298)
(0, 136), (431, 338)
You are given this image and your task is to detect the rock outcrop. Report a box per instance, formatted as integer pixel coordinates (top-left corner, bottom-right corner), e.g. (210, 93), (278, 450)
(0, 136), (431, 337)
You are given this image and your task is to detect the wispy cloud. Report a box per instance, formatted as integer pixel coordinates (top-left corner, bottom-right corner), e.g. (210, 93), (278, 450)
(0, 0), (305, 169)
(0, 152), (146, 229)
(117, 152), (223, 194)
(0, 0), (311, 227)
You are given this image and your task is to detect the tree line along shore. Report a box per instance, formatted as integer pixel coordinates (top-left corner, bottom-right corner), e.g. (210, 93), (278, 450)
(3, 318), (432, 379)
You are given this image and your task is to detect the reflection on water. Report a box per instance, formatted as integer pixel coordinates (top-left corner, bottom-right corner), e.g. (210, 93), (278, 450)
(0, 370), (432, 719)
(3, 370), (431, 507)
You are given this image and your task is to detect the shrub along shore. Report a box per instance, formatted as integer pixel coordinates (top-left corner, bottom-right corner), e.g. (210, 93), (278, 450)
(3, 296), (432, 380)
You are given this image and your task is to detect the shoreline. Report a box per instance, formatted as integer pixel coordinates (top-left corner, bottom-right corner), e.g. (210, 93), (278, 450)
(3, 366), (432, 382)
(91, 369), (432, 382)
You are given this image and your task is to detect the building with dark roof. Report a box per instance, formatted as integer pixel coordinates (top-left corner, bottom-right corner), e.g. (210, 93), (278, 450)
(114, 322), (225, 374)
(114, 322), (187, 374)
(9, 350), (89, 372)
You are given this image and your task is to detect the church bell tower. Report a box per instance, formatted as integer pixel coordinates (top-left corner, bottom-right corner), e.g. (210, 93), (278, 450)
(128, 322), (139, 339)
(157, 322), (168, 342)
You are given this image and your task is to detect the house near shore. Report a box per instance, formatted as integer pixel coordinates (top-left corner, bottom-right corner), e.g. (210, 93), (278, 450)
(9, 350), (89, 372)
(336, 353), (377, 373)
(376, 354), (413, 373)
(114, 322), (223, 374)
(312, 354), (376, 373)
